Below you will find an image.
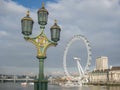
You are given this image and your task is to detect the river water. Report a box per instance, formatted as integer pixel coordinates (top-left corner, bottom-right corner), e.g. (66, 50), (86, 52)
(0, 83), (120, 90)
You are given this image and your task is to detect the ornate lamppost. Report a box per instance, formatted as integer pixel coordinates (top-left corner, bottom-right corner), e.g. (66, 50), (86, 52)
(21, 3), (61, 90)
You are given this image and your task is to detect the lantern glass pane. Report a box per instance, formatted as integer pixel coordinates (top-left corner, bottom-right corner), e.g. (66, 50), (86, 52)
(21, 20), (33, 36)
(38, 11), (48, 25)
(51, 29), (60, 42)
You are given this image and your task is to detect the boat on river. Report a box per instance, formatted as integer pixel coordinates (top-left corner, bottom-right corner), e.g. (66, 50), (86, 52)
(21, 82), (34, 87)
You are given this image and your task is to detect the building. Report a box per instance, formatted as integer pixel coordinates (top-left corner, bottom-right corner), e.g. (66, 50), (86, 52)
(89, 69), (109, 83)
(96, 56), (108, 70)
(88, 56), (120, 84)
(89, 66), (120, 84)
(109, 66), (120, 82)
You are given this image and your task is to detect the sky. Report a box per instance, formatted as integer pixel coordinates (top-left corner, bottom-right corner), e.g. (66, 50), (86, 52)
(0, 0), (120, 76)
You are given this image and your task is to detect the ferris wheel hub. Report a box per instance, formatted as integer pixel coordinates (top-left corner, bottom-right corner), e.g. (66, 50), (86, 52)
(73, 57), (80, 61)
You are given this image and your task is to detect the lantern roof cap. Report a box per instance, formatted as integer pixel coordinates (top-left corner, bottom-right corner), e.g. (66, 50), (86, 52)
(37, 2), (49, 14)
(50, 20), (61, 30)
(21, 10), (34, 22)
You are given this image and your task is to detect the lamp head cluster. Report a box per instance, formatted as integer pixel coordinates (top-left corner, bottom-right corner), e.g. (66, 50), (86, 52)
(21, 2), (61, 42)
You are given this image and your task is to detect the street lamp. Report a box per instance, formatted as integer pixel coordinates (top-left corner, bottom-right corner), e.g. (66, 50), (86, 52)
(21, 2), (61, 90)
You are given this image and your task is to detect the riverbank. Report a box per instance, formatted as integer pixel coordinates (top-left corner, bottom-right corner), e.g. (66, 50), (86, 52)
(85, 82), (120, 86)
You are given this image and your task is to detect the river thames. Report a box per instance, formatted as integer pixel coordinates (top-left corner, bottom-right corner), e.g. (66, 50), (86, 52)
(0, 83), (120, 90)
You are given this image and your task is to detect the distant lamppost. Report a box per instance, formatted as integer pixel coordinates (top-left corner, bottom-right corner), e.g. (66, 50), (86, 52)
(21, 2), (61, 90)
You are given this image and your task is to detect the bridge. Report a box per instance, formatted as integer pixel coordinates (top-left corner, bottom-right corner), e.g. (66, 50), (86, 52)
(0, 78), (34, 83)
(0, 75), (35, 83)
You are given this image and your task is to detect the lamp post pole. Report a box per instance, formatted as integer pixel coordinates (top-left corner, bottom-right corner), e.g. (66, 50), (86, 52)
(21, 2), (61, 90)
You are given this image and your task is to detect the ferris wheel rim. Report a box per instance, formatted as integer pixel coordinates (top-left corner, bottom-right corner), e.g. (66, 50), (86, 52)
(63, 35), (92, 78)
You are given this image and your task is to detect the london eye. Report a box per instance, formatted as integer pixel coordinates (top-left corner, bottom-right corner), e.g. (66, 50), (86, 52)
(63, 35), (92, 83)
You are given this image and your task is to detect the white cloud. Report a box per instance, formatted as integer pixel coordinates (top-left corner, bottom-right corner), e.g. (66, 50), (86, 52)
(0, 31), (8, 37)
(0, 0), (32, 33)
(46, 0), (120, 68)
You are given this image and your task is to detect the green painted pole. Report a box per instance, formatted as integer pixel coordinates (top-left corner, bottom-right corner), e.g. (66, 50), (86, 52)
(34, 58), (46, 90)
(33, 58), (47, 90)
(39, 59), (44, 81)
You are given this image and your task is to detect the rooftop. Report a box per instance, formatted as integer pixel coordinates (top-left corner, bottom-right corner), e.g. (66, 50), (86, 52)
(110, 66), (120, 71)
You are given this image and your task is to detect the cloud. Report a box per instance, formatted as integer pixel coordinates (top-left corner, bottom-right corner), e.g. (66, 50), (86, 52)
(0, 0), (120, 75)
(0, 31), (8, 37)
(47, 0), (120, 64)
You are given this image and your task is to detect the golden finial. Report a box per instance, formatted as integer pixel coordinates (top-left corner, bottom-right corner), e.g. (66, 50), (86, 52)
(42, 2), (45, 8)
(54, 19), (57, 24)
(26, 10), (30, 16)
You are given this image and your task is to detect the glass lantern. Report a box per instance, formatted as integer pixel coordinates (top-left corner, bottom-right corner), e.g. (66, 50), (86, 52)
(21, 11), (34, 36)
(50, 20), (61, 42)
(37, 3), (49, 25)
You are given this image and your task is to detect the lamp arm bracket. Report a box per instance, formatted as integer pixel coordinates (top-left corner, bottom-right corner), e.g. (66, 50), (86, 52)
(24, 34), (57, 59)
